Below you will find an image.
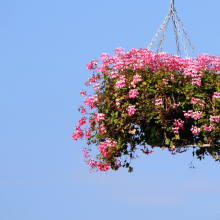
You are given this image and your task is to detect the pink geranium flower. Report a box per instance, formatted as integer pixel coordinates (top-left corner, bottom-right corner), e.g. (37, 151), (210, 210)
(127, 105), (136, 115)
(100, 124), (105, 134)
(210, 115), (220, 123)
(116, 75), (126, 89)
(155, 98), (163, 106)
(95, 113), (105, 122)
(163, 79), (168, 85)
(93, 83), (99, 91)
(129, 89), (139, 98)
(86, 59), (98, 70)
(213, 92), (220, 99)
(191, 125), (200, 135)
(131, 74), (142, 88)
(203, 124), (215, 132)
(79, 117), (87, 126)
(115, 99), (120, 106)
(84, 95), (98, 110)
(80, 90), (87, 97)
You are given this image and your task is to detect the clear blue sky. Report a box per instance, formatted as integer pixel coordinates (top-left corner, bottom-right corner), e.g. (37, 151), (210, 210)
(0, 0), (220, 219)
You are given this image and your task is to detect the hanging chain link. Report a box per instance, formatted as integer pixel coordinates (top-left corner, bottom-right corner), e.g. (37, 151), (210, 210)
(170, 0), (181, 56)
(148, 0), (197, 57)
(175, 13), (197, 57)
(171, 8), (189, 56)
(148, 12), (171, 51)
(156, 12), (171, 53)
(171, 12), (181, 56)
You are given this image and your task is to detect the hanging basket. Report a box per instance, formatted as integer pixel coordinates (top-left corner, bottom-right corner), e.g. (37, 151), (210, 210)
(72, 47), (220, 172)
(72, 1), (220, 172)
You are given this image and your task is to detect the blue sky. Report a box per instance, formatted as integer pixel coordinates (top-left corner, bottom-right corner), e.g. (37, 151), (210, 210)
(0, 0), (220, 219)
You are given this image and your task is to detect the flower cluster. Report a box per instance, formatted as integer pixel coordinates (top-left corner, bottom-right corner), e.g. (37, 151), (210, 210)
(116, 75), (126, 89)
(191, 97), (205, 107)
(111, 71), (118, 79)
(95, 113), (105, 122)
(82, 147), (90, 159)
(84, 95), (98, 110)
(85, 130), (91, 139)
(86, 60), (98, 70)
(191, 125), (200, 135)
(203, 124), (215, 132)
(183, 110), (203, 120)
(172, 102), (180, 109)
(115, 99), (120, 106)
(78, 106), (86, 115)
(82, 139), (121, 172)
(163, 79), (168, 85)
(98, 139), (117, 158)
(127, 105), (136, 115)
(129, 89), (139, 98)
(79, 117), (87, 126)
(213, 92), (220, 99)
(191, 77), (201, 86)
(100, 53), (110, 61)
(192, 111), (203, 120)
(100, 124), (105, 134)
(72, 125), (84, 140)
(114, 47), (125, 56)
(131, 74), (142, 88)
(172, 119), (185, 134)
(93, 83), (99, 91)
(155, 99), (163, 106)
(89, 159), (110, 172)
(210, 115), (220, 123)
(80, 90), (87, 97)
(183, 110), (193, 119)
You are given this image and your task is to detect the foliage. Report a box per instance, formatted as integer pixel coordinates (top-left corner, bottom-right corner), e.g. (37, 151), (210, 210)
(73, 47), (220, 172)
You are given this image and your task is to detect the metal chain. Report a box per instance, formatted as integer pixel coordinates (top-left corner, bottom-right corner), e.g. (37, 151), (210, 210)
(171, 9), (189, 57)
(148, 0), (197, 57)
(171, 13), (181, 56)
(148, 12), (171, 51)
(175, 13), (197, 57)
(156, 12), (171, 53)
(158, 15), (170, 53)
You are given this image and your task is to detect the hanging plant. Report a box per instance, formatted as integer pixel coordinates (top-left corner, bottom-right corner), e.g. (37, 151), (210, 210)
(72, 47), (220, 172)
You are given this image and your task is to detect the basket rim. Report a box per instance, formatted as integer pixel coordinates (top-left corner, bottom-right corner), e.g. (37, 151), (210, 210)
(148, 142), (220, 148)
